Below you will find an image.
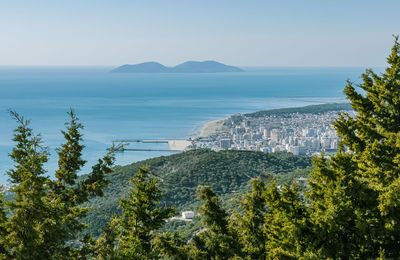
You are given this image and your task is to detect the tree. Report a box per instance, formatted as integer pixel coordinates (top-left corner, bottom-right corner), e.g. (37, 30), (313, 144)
(188, 185), (240, 259)
(230, 178), (268, 259)
(263, 183), (315, 259)
(307, 153), (366, 258)
(307, 36), (400, 258)
(0, 190), (8, 257)
(43, 109), (115, 259)
(2, 110), (115, 259)
(95, 167), (175, 259)
(152, 232), (189, 260)
(4, 111), (51, 259)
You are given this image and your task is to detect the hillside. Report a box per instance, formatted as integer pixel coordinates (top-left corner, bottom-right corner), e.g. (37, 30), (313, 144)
(110, 62), (168, 73)
(245, 102), (352, 118)
(81, 149), (312, 237)
(171, 61), (243, 73)
(111, 60), (243, 73)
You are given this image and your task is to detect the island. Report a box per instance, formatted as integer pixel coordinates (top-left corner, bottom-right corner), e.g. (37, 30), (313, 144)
(111, 60), (244, 73)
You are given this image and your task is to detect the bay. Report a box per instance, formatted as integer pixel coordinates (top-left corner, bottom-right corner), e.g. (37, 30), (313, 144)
(0, 66), (371, 184)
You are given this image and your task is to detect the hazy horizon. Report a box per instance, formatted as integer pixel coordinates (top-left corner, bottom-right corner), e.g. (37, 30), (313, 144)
(1, 0), (399, 67)
(0, 64), (387, 69)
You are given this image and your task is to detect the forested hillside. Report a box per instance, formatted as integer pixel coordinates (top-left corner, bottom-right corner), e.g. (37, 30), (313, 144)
(82, 149), (312, 237)
(246, 102), (352, 118)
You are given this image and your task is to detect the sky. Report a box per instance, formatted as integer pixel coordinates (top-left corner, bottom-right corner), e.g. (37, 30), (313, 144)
(0, 0), (399, 67)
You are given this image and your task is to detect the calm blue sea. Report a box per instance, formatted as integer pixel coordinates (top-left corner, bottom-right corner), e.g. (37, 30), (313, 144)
(0, 66), (375, 184)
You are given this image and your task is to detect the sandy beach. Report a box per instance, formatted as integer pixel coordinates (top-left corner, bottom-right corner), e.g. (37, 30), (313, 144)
(197, 118), (229, 137)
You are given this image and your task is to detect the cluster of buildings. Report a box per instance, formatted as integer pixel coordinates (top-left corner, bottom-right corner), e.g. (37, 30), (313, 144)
(191, 110), (354, 156)
(169, 211), (195, 222)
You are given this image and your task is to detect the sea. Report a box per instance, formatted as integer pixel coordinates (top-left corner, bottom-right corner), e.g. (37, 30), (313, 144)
(0, 66), (377, 185)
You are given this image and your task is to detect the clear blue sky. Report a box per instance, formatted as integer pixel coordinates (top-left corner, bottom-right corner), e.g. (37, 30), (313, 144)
(0, 0), (399, 66)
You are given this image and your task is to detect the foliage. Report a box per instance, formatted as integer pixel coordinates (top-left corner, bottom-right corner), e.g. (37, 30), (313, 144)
(0, 191), (7, 256)
(164, 37), (400, 259)
(81, 149), (312, 238)
(260, 36), (400, 258)
(3, 111), (50, 259)
(299, 36), (400, 258)
(183, 179), (313, 259)
(94, 168), (175, 259)
(152, 232), (189, 260)
(187, 186), (240, 259)
(264, 183), (314, 259)
(246, 102), (352, 118)
(3, 37), (399, 259)
(0, 109), (114, 259)
(230, 178), (268, 259)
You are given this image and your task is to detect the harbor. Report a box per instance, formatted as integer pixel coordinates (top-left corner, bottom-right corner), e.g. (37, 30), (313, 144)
(110, 139), (193, 152)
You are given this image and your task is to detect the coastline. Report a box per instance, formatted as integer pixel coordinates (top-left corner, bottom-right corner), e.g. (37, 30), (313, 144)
(196, 118), (229, 138)
(193, 102), (352, 139)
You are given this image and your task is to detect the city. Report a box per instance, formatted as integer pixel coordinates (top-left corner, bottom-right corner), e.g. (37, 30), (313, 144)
(191, 109), (355, 156)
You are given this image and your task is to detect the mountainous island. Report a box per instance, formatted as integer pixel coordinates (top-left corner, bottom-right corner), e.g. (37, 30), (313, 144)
(111, 60), (244, 73)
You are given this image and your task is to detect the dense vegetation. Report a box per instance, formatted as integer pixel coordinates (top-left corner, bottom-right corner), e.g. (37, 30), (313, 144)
(82, 149), (312, 238)
(142, 37), (400, 259)
(1, 38), (400, 259)
(246, 102), (352, 118)
(0, 110), (114, 259)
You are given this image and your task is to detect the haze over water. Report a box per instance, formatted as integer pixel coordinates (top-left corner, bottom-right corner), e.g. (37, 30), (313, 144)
(0, 66), (372, 184)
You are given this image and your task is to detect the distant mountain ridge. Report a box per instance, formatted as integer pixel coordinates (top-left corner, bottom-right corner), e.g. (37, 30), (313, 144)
(111, 60), (244, 73)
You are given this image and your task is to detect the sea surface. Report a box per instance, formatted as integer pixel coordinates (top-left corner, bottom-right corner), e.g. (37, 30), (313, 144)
(0, 66), (377, 184)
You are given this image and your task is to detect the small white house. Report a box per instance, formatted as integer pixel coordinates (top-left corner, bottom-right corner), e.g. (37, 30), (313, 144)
(182, 211), (194, 219)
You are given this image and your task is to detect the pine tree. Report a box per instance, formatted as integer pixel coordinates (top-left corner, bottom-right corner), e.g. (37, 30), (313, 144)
(230, 178), (268, 259)
(42, 109), (115, 259)
(96, 167), (175, 259)
(0, 190), (8, 257)
(307, 36), (400, 258)
(264, 183), (314, 259)
(189, 185), (240, 259)
(3, 109), (115, 259)
(307, 153), (366, 258)
(152, 232), (189, 260)
(4, 111), (50, 259)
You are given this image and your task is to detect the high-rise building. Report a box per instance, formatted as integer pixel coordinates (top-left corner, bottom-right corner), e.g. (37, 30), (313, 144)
(220, 139), (231, 149)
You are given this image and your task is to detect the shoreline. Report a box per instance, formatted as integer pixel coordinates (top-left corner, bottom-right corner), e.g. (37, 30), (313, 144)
(195, 118), (229, 138)
(193, 102), (351, 139)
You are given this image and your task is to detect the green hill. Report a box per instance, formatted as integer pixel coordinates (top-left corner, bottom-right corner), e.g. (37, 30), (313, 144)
(81, 149), (312, 238)
(245, 102), (352, 118)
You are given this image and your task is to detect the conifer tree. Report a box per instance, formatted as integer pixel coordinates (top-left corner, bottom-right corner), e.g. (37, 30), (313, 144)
(96, 167), (175, 259)
(152, 232), (189, 260)
(189, 185), (240, 259)
(230, 178), (268, 259)
(307, 36), (400, 258)
(4, 111), (50, 259)
(307, 153), (365, 258)
(0, 191), (8, 257)
(42, 109), (115, 259)
(264, 183), (314, 259)
(2, 109), (115, 259)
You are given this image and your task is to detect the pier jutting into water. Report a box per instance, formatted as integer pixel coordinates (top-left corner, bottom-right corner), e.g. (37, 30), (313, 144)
(110, 139), (192, 152)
